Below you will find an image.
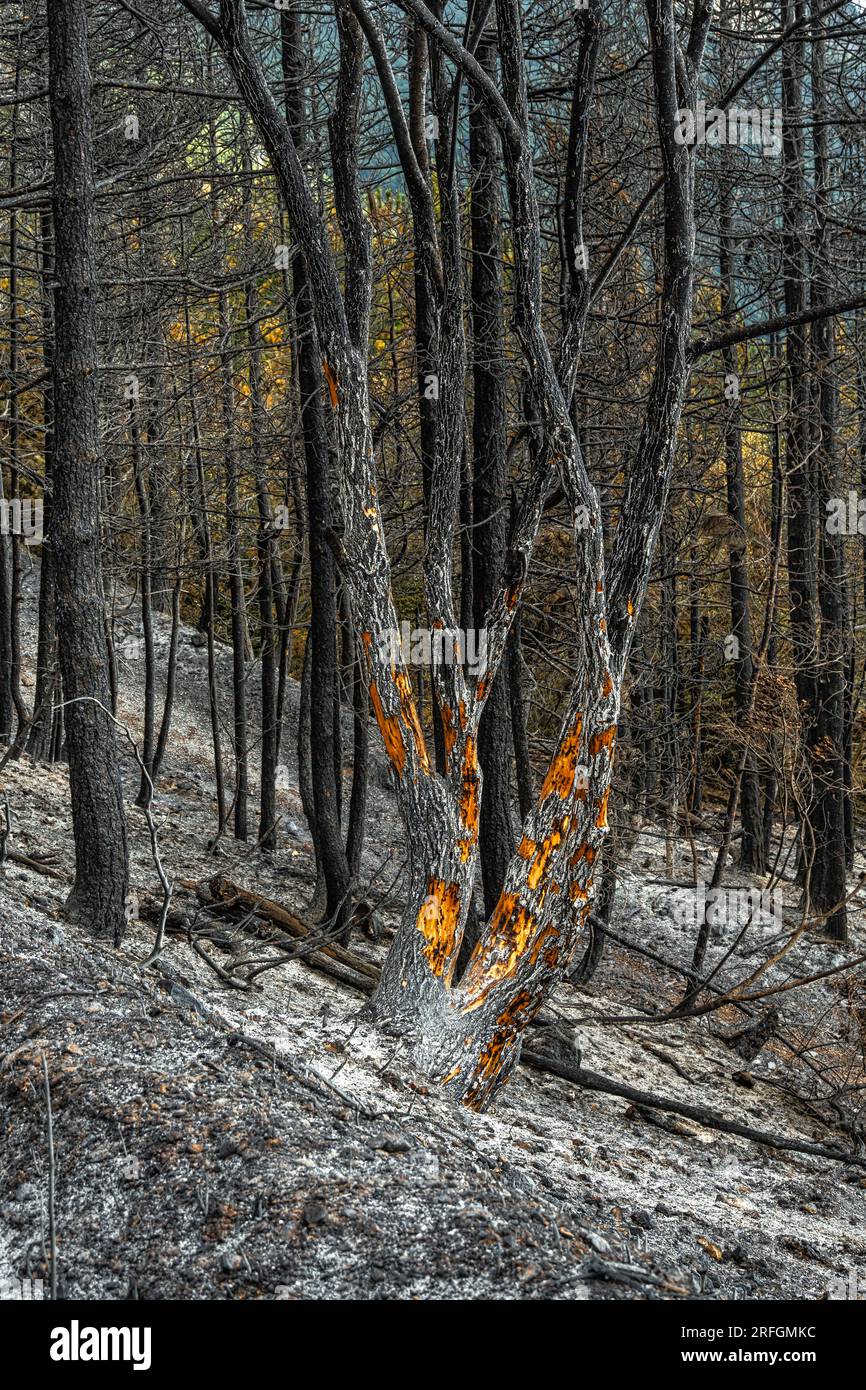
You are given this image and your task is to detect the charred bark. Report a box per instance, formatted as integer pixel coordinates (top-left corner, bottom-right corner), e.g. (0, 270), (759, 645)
(470, 37), (513, 923)
(181, 0), (707, 1109)
(47, 0), (129, 940)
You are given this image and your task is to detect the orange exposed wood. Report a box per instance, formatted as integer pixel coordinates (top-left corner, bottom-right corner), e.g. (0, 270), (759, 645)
(488, 891), (533, 951)
(463, 892), (536, 1004)
(416, 878), (462, 976)
(595, 786), (610, 829)
(530, 923), (559, 964)
(368, 680), (406, 776)
(460, 737), (479, 835)
(517, 835), (535, 860)
(395, 670), (430, 774)
(440, 704), (457, 768)
(322, 359), (339, 408)
(462, 990), (535, 1109)
(539, 713), (584, 799)
(527, 822), (564, 889)
(589, 724), (616, 757)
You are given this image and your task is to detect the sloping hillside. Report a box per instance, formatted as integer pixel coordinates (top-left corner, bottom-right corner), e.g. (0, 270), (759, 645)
(1, 565), (865, 1300)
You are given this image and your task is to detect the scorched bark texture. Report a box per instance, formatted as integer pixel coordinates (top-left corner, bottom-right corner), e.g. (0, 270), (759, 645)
(47, 0), (129, 941)
(180, 0), (709, 1108)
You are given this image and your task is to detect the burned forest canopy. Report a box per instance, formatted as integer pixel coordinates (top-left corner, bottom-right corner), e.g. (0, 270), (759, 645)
(2, 0), (866, 1117)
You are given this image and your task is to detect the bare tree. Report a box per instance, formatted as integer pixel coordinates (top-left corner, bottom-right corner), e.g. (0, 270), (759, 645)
(47, 0), (129, 940)
(176, 0), (710, 1107)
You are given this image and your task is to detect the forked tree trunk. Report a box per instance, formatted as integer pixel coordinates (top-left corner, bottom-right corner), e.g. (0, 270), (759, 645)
(367, 0), (702, 1106)
(182, 0), (706, 1108)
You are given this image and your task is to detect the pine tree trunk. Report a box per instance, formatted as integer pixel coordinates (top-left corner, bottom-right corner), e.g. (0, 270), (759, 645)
(25, 207), (59, 763)
(282, 3), (352, 930)
(719, 157), (764, 872)
(470, 37), (514, 924)
(47, 0), (129, 940)
(809, 12), (848, 942)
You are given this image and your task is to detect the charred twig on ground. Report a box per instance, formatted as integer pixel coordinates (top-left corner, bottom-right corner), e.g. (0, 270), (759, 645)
(642, 1044), (693, 1081)
(4, 847), (71, 881)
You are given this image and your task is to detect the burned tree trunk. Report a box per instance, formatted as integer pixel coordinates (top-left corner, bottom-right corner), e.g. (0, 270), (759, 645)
(781, 0), (820, 894)
(130, 403), (156, 808)
(181, 0), (706, 1108)
(47, 0), (129, 940)
(219, 292), (250, 843)
(25, 208), (60, 764)
(809, 14), (848, 941)
(470, 36), (514, 922)
(719, 153), (764, 873)
(282, 3), (352, 931)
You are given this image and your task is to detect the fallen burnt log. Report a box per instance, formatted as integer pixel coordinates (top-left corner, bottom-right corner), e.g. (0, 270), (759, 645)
(140, 880), (861, 1164)
(137, 877), (378, 995)
(521, 1050), (866, 1168)
(3, 846), (72, 882)
(202, 876), (380, 982)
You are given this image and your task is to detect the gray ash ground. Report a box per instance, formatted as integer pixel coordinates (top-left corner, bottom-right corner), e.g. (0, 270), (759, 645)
(1, 560), (865, 1300)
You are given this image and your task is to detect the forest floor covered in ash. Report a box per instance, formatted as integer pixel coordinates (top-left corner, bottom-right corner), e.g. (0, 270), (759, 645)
(1, 559), (866, 1301)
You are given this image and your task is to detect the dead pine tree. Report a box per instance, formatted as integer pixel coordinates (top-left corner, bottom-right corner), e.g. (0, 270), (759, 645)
(282, 1), (353, 932)
(47, 0), (129, 940)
